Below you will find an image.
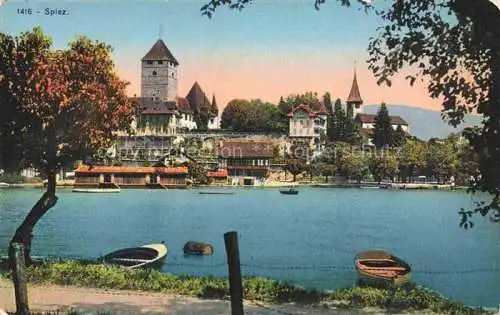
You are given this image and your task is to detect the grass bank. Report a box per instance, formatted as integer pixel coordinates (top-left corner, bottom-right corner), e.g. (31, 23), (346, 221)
(0, 260), (492, 314)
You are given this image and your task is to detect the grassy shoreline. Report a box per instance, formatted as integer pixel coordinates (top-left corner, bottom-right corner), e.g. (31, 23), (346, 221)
(0, 260), (492, 314)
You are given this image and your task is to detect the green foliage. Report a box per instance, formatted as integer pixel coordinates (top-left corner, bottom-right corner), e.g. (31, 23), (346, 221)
(393, 125), (407, 147)
(372, 103), (393, 149)
(369, 150), (398, 183)
(327, 98), (346, 142)
(0, 172), (27, 184)
(425, 139), (460, 184)
(326, 98), (360, 145)
(338, 148), (369, 183)
(188, 162), (208, 184)
(0, 260), (489, 314)
(221, 99), (283, 132)
(397, 139), (427, 183)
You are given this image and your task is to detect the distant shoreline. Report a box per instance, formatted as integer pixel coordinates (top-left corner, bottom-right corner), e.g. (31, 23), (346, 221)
(0, 181), (468, 191)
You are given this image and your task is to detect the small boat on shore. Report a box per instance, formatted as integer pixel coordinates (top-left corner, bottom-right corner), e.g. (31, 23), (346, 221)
(279, 187), (298, 195)
(354, 249), (411, 287)
(103, 242), (167, 269)
(72, 188), (121, 193)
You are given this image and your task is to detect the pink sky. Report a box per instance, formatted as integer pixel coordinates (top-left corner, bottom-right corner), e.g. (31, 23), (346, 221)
(116, 51), (443, 113)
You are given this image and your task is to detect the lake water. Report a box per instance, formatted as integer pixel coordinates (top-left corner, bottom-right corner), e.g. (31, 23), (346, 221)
(0, 187), (499, 307)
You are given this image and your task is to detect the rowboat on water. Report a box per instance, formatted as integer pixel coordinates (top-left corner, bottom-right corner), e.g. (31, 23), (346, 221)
(279, 187), (298, 195)
(72, 188), (121, 193)
(103, 242), (167, 269)
(354, 249), (412, 287)
(198, 191), (235, 195)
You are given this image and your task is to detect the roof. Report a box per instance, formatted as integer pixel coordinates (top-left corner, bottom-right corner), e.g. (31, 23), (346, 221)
(75, 165), (188, 175)
(208, 169), (228, 178)
(347, 70), (363, 104)
(219, 140), (274, 158)
(176, 97), (193, 114)
(355, 113), (408, 125)
(186, 82), (211, 112)
(211, 94), (219, 115)
(287, 104), (317, 118)
(142, 39), (179, 65)
(315, 101), (329, 115)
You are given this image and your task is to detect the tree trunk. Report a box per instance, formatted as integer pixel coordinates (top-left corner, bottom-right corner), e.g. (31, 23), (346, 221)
(9, 126), (58, 266)
(9, 171), (58, 266)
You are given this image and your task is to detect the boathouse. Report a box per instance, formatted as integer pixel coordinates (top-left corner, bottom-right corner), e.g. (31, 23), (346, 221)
(74, 165), (189, 188)
(218, 140), (274, 185)
(207, 168), (229, 185)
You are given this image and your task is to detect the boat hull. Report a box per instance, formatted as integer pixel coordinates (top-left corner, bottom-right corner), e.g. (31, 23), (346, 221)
(279, 190), (298, 195)
(73, 188), (120, 193)
(354, 249), (412, 287)
(103, 243), (167, 270)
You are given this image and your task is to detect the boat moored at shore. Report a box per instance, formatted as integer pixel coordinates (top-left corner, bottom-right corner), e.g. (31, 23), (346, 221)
(354, 249), (412, 287)
(103, 243), (168, 269)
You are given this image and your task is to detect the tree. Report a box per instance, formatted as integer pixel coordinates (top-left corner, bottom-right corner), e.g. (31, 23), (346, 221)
(0, 28), (134, 265)
(371, 103), (393, 148)
(188, 161), (208, 184)
(323, 92), (333, 115)
(221, 99), (249, 130)
(393, 125), (407, 147)
(338, 149), (369, 183)
(221, 98), (282, 132)
(397, 139), (427, 183)
(200, 0), (500, 224)
(369, 150), (399, 183)
(327, 98), (346, 142)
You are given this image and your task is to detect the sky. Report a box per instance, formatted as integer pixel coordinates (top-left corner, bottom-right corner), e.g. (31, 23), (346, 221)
(1, 0), (493, 112)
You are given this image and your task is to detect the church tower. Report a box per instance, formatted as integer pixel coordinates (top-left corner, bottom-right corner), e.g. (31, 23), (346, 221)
(346, 65), (363, 120)
(141, 39), (179, 102)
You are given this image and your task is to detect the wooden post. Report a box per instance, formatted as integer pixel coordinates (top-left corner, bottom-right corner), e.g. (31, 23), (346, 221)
(11, 243), (29, 315)
(224, 231), (244, 315)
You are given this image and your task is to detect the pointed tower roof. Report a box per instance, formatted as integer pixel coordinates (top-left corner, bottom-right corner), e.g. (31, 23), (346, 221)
(142, 39), (179, 65)
(211, 94), (219, 116)
(347, 66), (363, 104)
(186, 82), (211, 111)
(315, 101), (329, 115)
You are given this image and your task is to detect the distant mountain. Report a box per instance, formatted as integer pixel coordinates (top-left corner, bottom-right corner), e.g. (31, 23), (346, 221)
(362, 104), (483, 140)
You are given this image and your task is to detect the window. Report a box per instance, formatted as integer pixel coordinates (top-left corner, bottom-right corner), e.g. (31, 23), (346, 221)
(172, 73), (175, 77)
(158, 60), (163, 65)
(147, 61), (153, 65)
(152, 71), (157, 76)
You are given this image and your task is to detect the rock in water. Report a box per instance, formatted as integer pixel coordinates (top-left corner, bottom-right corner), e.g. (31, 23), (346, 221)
(183, 241), (214, 255)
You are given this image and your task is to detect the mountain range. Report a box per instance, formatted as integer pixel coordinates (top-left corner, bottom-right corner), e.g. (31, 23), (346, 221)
(361, 104), (483, 140)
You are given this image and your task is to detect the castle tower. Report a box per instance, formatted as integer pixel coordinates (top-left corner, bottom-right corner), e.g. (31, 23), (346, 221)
(346, 64), (363, 120)
(141, 39), (179, 102)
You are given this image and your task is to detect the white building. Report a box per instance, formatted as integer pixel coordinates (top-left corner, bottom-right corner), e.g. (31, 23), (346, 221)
(287, 103), (329, 152)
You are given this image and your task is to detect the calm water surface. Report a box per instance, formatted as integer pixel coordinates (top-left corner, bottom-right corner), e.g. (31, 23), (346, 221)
(0, 187), (499, 307)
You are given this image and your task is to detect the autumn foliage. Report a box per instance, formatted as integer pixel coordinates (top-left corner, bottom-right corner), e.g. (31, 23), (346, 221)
(0, 27), (134, 267)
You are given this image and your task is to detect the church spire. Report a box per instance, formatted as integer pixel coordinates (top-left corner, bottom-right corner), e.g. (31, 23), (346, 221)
(347, 62), (363, 105)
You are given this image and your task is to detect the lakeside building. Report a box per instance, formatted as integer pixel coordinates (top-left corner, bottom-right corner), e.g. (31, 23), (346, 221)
(74, 165), (189, 188)
(125, 39), (220, 136)
(287, 102), (329, 155)
(218, 140), (274, 185)
(354, 113), (410, 146)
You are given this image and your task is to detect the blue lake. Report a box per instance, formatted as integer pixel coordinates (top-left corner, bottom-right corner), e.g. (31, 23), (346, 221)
(0, 187), (499, 307)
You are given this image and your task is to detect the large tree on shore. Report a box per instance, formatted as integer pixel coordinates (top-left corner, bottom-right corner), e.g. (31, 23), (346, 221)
(0, 27), (134, 265)
(201, 0), (500, 225)
(372, 103), (394, 148)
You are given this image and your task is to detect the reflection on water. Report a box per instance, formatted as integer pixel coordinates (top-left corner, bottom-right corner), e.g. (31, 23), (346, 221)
(0, 187), (499, 307)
